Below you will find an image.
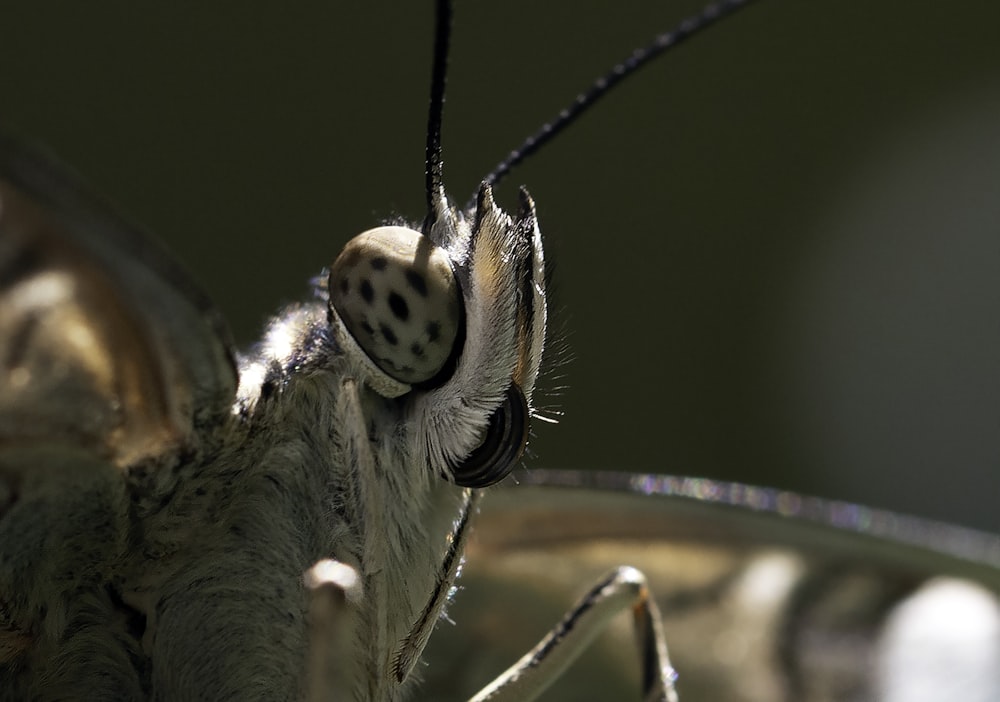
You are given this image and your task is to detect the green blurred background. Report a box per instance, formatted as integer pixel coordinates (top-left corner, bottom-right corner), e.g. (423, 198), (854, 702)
(2, 2), (999, 530)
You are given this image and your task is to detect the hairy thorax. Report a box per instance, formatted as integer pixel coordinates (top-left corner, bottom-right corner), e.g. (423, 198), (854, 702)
(120, 304), (466, 700)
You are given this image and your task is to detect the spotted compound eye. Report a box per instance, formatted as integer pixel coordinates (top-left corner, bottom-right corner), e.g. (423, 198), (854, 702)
(328, 226), (462, 387)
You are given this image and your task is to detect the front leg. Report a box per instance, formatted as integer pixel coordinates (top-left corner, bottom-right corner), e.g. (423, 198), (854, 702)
(470, 567), (678, 702)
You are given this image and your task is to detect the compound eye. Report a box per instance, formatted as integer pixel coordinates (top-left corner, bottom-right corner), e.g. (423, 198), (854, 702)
(328, 226), (462, 387)
(450, 384), (529, 488)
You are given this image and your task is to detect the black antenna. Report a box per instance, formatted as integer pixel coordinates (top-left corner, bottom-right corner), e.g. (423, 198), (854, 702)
(468, 0), (758, 210)
(424, 0), (453, 225)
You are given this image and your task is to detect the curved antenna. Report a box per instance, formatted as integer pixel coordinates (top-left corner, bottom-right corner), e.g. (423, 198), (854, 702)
(467, 0), (758, 210)
(424, 0), (453, 227)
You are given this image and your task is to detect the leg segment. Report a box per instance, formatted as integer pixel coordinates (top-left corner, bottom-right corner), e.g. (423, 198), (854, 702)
(469, 566), (678, 702)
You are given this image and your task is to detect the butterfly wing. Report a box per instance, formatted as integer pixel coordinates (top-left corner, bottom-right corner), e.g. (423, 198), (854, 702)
(0, 134), (237, 469)
(423, 470), (1000, 701)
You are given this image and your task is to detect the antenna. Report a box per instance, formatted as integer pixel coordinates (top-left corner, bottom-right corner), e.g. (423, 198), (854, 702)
(468, 0), (759, 209)
(424, 0), (453, 227)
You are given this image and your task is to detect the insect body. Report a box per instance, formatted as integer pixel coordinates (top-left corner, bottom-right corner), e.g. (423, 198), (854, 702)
(4, 4), (998, 528)
(0, 117), (546, 702)
(2, 1), (1000, 701)
(0, 0), (678, 693)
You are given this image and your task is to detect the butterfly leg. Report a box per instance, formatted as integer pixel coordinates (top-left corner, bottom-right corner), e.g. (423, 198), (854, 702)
(468, 566), (678, 702)
(303, 559), (363, 702)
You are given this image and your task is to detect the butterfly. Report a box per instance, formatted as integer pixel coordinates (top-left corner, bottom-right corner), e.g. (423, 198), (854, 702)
(2, 1), (1000, 701)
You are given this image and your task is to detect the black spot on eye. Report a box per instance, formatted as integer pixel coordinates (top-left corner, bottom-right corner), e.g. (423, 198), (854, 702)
(388, 292), (409, 321)
(360, 321), (375, 336)
(380, 324), (398, 345)
(410, 342), (424, 358)
(370, 256), (388, 271)
(426, 321), (441, 343)
(339, 278), (349, 294)
(406, 269), (428, 297)
(360, 279), (374, 303)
